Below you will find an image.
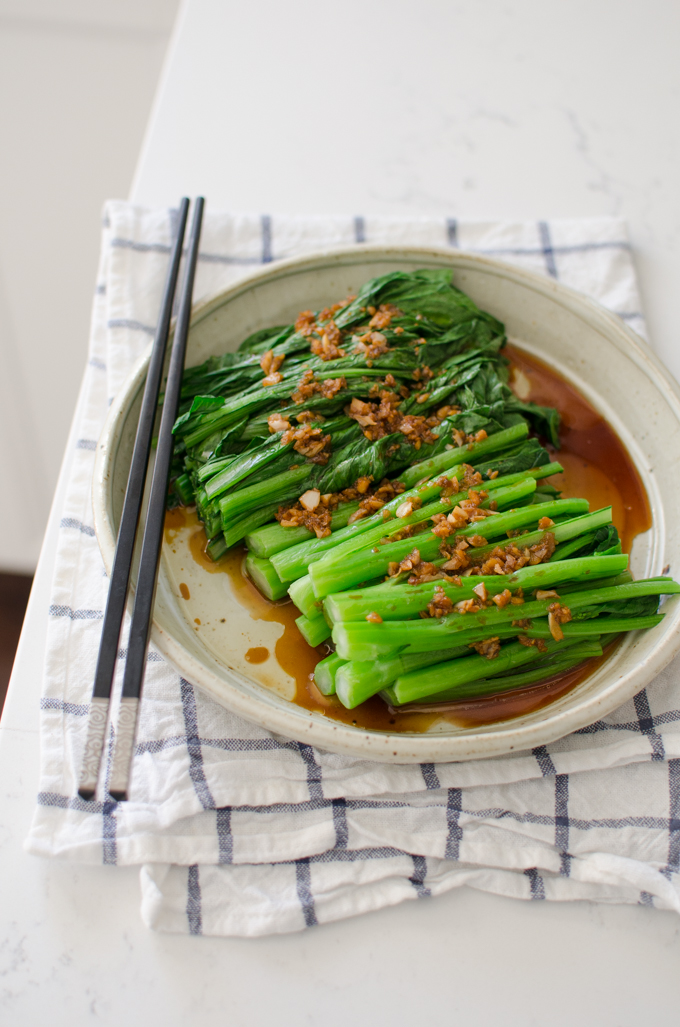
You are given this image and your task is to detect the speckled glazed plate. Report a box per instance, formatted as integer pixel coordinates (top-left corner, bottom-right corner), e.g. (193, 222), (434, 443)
(92, 246), (680, 762)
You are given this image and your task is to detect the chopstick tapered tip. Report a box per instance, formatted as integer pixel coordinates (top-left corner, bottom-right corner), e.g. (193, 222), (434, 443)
(107, 696), (140, 802)
(77, 697), (110, 800)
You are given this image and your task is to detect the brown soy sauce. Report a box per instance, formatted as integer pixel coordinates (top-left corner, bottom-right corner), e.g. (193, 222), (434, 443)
(505, 344), (651, 555)
(165, 507), (439, 731)
(169, 344), (651, 732)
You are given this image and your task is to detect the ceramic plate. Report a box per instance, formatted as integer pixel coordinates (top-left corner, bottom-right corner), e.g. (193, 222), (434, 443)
(92, 246), (680, 762)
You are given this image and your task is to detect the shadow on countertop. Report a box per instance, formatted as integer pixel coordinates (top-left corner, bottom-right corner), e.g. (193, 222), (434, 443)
(0, 573), (33, 718)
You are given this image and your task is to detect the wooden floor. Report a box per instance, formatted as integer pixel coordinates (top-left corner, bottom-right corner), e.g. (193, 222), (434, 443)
(0, 573), (33, 717)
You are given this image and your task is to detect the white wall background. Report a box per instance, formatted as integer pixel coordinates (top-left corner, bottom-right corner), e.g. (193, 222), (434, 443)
(0, 0), (179, 573)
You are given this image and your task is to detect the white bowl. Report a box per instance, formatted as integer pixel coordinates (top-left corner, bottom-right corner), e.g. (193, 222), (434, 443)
(92, 246), (680, 762)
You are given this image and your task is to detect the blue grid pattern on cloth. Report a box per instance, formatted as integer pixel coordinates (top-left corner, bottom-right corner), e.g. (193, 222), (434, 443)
(25, 204), (680, 937)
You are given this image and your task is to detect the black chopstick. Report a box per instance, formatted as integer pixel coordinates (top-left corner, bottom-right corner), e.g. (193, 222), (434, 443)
(78, 198), (190, 801)
(107, 197), (205, 802)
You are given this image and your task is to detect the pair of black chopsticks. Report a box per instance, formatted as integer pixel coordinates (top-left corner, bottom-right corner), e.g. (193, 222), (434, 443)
(78, 197), (204, 802)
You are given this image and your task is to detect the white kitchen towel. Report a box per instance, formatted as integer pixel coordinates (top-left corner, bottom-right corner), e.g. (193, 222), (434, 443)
(26, 203), (680, 936)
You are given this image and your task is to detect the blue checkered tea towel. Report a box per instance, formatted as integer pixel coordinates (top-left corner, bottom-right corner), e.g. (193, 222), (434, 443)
(25, 203), (680, 936)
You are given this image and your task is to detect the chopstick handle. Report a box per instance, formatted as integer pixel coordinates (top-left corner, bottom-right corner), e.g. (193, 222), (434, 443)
(78, 199), (190, 800)
(108, 197), (205, 802)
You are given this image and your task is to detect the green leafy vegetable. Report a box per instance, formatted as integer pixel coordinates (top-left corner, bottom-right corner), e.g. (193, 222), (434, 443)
(166, 267), (680, 719)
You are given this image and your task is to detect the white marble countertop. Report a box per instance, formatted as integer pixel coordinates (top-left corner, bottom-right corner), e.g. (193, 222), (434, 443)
(3, 0), (680, 1022)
